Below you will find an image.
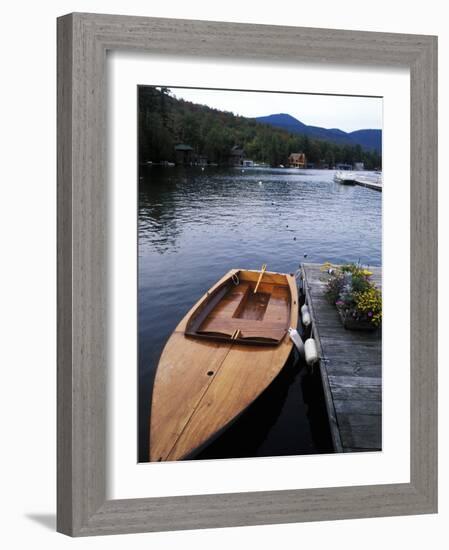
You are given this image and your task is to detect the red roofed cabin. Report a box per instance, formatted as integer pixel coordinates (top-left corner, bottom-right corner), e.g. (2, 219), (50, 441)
(288, 152), (307, 168)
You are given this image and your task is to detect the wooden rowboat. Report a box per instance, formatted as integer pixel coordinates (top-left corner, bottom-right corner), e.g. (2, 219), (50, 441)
(149, 268), (298, 461)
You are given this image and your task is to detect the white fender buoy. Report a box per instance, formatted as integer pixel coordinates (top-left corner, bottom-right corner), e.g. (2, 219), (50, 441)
(288, 328), (304, 359)
(304, 338), (319, 366)
(301, 304), (311, 327)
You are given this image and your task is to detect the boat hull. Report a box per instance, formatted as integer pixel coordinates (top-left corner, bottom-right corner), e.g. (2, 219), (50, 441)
(334, 171), (356, 185)
(149, 269), (298, 461)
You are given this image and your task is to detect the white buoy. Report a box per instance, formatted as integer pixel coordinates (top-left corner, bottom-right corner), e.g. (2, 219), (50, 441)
(301, 304), (311, 327)
(304, 338), (319, 366)
(258, 180), (263, 185)
(288, 328), (304, 359)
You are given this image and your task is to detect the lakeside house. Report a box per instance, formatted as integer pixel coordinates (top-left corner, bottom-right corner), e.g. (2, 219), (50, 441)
(174, 145), (212, 166)
(288, 152), (307, 168)
(336, 163), (353, 170)
(229, 145), (245, 166)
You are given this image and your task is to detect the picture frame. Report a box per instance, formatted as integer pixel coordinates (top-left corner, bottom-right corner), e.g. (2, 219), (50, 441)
(57, 12), (437, 536)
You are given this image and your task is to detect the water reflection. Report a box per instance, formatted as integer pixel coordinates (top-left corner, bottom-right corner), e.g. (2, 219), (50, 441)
(138, 166), (382, 462)
(196, 355), (333, 460)
(139, 166), (381, 265)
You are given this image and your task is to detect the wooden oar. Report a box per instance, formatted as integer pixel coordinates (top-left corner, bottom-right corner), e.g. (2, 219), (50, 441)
(253, 264), (267, 294)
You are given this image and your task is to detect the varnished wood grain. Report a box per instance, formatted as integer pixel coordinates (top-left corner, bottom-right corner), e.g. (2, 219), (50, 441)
(149, 336), (232, 462)
(186, 270), (294, 344)
(57, 12), (437, 536)
(150, 270), (297, 461)
(167, 341), (294, 460)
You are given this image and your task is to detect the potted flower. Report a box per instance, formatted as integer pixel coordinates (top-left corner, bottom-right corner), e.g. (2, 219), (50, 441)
(322, 262), (382, 331)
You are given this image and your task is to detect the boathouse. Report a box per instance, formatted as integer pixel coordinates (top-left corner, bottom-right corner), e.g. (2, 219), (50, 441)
(288, 152), (307, 168)
(229, 145), (245, 166)
(174, 144), (194, 165)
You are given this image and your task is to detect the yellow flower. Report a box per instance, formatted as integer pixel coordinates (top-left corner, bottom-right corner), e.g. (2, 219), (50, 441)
(354, 286), (382, 326)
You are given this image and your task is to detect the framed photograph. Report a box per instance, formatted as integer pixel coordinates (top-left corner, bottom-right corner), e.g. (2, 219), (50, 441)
(57, 13), (437, 536)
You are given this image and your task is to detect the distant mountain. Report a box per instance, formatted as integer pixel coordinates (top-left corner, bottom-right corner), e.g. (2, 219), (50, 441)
(348, 129), (382, 153)
(255, 113), (381, 153)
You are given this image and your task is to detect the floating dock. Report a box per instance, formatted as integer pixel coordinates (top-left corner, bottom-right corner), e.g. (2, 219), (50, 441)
(334, 171), (382, 192)
(301, 263), (382, 452)
(354, 174), (382, 192)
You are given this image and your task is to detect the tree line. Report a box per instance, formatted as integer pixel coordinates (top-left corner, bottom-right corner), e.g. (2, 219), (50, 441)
(139, 87), (381, 169)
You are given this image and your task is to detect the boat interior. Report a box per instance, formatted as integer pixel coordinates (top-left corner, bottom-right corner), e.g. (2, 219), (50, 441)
(185, 270), (292, 345)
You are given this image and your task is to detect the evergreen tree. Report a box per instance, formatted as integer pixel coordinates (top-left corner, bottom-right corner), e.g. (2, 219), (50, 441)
(138, 87), (382, 169)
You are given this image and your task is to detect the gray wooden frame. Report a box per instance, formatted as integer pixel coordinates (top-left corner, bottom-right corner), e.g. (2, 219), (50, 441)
(57, 12), (438, 536)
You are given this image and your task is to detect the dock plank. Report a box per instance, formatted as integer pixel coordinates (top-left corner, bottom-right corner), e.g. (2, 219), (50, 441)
(334, 398), (381, 416)
(338, 414), (382, 449)
(302, 263), (382, 452)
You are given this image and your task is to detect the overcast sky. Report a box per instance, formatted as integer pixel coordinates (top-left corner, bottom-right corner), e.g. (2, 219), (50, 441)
(167, 87), (382, 133)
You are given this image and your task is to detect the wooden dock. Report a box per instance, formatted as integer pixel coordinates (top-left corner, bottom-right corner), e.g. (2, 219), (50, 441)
(334, 171), (382, 192)
(354, 175), (382, 192)
(301, 263), (382, 453)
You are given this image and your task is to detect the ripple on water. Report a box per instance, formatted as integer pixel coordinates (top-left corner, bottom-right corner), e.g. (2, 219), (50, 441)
(138, 167), (382, 460)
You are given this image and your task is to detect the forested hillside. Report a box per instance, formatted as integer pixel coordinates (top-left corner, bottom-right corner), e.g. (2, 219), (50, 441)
(138, 87), (381, 169)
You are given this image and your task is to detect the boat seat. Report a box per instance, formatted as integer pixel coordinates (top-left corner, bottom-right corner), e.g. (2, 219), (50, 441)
(185, 271), (292, 346)
(197, 317), (287, 342)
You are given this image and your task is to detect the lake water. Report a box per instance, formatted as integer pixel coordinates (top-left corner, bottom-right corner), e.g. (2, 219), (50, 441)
(139, 167), (382, 462)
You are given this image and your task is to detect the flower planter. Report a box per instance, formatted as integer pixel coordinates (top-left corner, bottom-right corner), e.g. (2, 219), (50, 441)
(336, 304), (379, 331)
(323, 263), (382, 331)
